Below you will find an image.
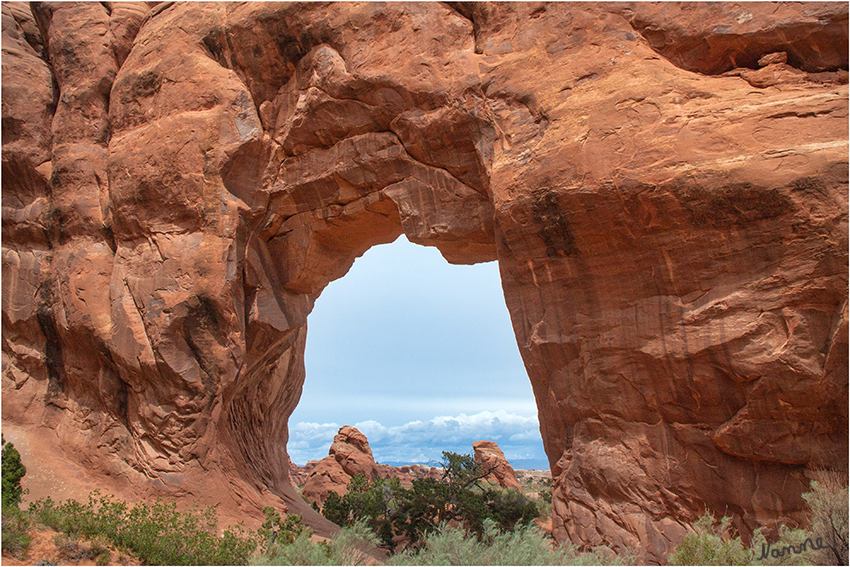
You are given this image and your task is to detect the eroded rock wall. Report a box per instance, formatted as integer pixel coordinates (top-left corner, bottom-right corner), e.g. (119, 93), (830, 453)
(2, 2), (847, 561)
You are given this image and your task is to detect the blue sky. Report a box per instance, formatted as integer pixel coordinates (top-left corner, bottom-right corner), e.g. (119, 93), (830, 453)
(287, 236), (548, 469)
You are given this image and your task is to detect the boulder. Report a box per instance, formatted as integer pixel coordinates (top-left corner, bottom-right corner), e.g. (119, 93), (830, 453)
(300, 456), (351, 507)
(301, 426), (380, 505)
(473, 440), (521, 490)
(329, 426), (381, 482)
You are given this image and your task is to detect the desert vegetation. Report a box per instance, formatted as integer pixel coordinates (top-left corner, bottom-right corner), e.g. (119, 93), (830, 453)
(669, 470), (849, 566)
(319, 452), (541, 552)
(1, 435), (30, 557)
(2, 437), (847, 566)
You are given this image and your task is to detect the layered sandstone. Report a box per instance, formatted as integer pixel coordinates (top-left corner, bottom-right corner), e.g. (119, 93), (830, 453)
(2, 2), (847, 562)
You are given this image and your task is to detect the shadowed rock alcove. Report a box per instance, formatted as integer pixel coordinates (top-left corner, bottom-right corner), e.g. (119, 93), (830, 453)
(3, 3), (847, 563)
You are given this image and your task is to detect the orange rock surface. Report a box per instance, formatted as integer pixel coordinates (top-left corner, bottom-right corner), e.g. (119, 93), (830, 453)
(2, 2), (847, 561)
(473, 440), (521, 490)
(301, 426), (381, 505)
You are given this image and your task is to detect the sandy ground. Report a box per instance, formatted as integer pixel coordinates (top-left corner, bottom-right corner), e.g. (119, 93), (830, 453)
(1, 528), (141, 566)
(2, 425), (141, 509)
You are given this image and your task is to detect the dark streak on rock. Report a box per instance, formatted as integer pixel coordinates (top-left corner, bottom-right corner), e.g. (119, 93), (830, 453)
(533, 190), (578, 257)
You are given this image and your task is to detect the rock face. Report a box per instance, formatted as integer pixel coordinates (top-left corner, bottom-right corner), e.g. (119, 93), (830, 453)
(377, 464), (443, 487)
(473, 440), (521, 490)
(300, 457), (351, 507)
(291, 460), (441, 492)
(301, 426), (380, 505)
(2, 2), (847, 562)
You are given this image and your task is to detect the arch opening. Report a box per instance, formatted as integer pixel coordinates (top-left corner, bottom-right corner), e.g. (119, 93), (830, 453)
(288, 235), (546, 470)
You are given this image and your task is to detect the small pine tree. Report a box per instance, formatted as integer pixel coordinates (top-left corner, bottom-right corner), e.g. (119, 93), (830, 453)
(2, 435), (26, 510)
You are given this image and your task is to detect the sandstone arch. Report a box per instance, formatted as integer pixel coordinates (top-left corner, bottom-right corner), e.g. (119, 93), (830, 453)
(3, 3), (847, 562)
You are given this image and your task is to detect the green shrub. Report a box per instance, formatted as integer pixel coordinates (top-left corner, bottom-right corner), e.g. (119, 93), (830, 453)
(1, 436), (30, 557)
(320, 474), (406, 551)
(668, 471), (848, 565)
(322, 520), (383, 565)
(252, 520), (380, 566)
(433, 451), (539, 536)
(671, 515), (826, 565)
(672, 472), (849, 567)
(394, 477), (447, 545)
(538, 480), (553, 504)
(388, 518), (628, 566)
(321, 490), (350, 526)
(2, 435), (26, 510)
(54, 532), (95, 562)
(802, 470), (849, 566)
(29, 491), (257, 565)
(484, 488), (540, 532)
(321, 453), (541, 551)
(1, 505), (31, 558)
(258, 507), (305, 552)
(29, 493), (127, 539)
(669, 514), (753, 566)
(252, 529), (332, 566)
(751, 524), (820, 565)
(88, 534), (111, 559)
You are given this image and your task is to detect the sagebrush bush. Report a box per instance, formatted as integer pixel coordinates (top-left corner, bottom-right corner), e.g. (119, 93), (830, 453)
(1, 506), (31, 558)
(751, 524), (823, 566)
(803, 470), (849, 566)
(29, 491), (257, 565)
(258, 507), (306, 551)
(668, 514), (753, 566)
(484, 487), (541, 532)
(671, 472), (849, 566)
(251, 529), (332, 566)
(252, 520), (380, 566)
(388, 518), (629, 566)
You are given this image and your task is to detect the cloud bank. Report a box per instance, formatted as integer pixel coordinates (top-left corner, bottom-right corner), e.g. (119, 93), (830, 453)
(288, 410), (546, 468)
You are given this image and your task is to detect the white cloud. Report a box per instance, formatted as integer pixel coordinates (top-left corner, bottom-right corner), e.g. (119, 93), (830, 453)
(287, 410), (544, 467)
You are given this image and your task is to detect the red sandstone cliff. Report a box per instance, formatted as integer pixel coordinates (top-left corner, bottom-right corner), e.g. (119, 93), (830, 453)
(2, 2), (847, 562)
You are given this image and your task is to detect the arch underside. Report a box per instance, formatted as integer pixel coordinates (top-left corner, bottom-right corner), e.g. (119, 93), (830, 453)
(2, 2), (847, 562)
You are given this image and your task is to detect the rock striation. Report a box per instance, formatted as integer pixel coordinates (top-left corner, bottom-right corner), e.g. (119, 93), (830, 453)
(2, 2), (847, 562)
(473, 440), (521, 490)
